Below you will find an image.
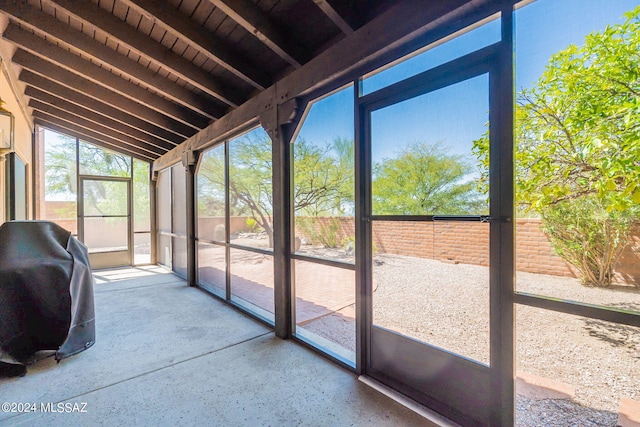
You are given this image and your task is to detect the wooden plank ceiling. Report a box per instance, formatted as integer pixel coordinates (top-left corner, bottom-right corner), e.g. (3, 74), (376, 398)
(0, 0), (392, 162)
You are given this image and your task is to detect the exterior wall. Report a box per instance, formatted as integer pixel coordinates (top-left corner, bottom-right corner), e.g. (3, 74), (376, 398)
(1, 64), (33, 224)
(295, 216), (639, 285)
(197, 216), (255, 237)
(41, 200), (77, 234)
(616, 224), (640, 285)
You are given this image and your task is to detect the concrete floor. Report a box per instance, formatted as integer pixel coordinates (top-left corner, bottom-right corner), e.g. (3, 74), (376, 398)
(0, 266), (433, 426)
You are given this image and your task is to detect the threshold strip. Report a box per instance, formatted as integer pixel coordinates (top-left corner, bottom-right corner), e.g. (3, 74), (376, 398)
(358, 375), (461, 427)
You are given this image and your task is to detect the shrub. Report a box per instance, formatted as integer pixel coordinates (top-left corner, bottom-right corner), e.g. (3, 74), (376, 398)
(245, 217), (259, 233)
(542, 196), (635, 286)
(297, 217), (341, 248)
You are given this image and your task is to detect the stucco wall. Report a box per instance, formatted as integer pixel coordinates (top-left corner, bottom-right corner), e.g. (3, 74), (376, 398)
(1, 61), (33, 224)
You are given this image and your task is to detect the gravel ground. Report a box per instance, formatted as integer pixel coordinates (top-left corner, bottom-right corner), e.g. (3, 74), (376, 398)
(302, 253), (640, 426)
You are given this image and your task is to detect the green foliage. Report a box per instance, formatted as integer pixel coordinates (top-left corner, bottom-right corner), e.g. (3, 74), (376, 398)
(196, 133), (356, 248)
(197, 131), (275, 245)
(197, 146), (225, 217)
(44, 133), (77, 199)
(341, 235), (355, 251)
(373, 141), (486, 215)
(293, 137), (354, 216)
(133, 159), (151, 231)
(43, 134), (144, 223)
(245, 217), (259, 233)
(473, 6), (640, 286)
(79, 140), (131, 178)
(297, 216), (341, 248)
(515, 7), (640, 213)
(542, 196), (635, 286)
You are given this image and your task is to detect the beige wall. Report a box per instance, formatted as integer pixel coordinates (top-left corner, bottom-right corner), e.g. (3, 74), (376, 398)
(1, 59), (33, 224)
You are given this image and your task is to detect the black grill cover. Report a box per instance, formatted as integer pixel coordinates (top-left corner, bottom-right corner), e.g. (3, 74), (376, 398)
(0, 221), (95, 376)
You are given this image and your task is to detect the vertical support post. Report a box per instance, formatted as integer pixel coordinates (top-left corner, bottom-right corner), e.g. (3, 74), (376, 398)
(183, 149), (199, 287)
(354, 81), (370, 375)
(261, 98), (304, 339)
(150, 169), (158, 266)
(489, 6), (515, 427)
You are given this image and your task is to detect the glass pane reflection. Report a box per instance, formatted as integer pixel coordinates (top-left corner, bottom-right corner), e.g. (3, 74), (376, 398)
(294, 260), (355, 363)
(230, 248), (274, 321)
(198, 242), (226, 298)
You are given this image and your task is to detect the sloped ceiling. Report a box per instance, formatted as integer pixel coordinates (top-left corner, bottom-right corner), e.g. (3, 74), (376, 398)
(0, 0), (393, 161)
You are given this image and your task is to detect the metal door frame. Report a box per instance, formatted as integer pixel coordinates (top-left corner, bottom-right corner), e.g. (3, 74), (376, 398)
(78, 175), (133, 269)
(355, 41), (514, 426)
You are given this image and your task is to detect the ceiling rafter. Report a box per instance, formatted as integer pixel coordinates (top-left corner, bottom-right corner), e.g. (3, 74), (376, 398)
(42, 0), (248, 107)
(119, 0), (271, 90)
(0, 1), (224, 120)
(27, 87), (176, 152)
(312, 0), (354, 35)
(5, 28), (209, 131)
(23, 81), (182, 146)
(0, 0), (415, 162)
(206, 0), (308, 68)
(16, 62), (196, 140)
(30, 100), (169, 157)
(33, 115), (158, 162)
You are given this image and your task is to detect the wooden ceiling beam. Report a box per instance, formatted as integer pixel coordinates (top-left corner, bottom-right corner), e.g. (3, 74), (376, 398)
(30, 101), (168, 157)
(15, 57), (197, 139)
(312, 0), (354, 35)
(20, 71), (183, 145)
(5, 28), (209, 130)
(33, 116), (158, 162)
(154, 0), (485, 172)
(120, 0), (271, 90)
(43, 0), (248, 107)
(26, 87), (176, 151)
(0, 1), (224, 120)
(207, 0), (308, 68)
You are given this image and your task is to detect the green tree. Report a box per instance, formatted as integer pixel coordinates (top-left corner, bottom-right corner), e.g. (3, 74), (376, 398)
(373, 141), (486, 215)
(197, 146), (225, 218)
(474, 6), (640, 286)
(44, 133), (77, 202)
(228, 132), (274, 245)
(197, 133), (355, 248)
(43, 133), (150, 230)
(294, 137), (354, 216)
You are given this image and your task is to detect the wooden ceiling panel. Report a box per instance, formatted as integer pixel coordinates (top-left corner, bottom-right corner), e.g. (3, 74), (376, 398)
(0, 0), (419, 160)
(191, 1), (218, 27)
(39, 2), (57, 18)
(130, 9), (152, 34)
(229, 29), (289, 75)
(149, 23), (170, 47)
(174, 0), (198, 18)
(110, 0), (129, 20)
(172, 38), (191, 59)
(212, 14), (240, 40)
(97, 0), (117, 13)
(269, 0), (342, 53)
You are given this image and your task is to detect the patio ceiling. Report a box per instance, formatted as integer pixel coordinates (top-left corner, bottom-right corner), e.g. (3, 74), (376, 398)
(0, 0), (394, 161)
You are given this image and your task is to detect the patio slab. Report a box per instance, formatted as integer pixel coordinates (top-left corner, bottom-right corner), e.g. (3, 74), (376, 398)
(0, 269), (270, 422)
(0, 267), (432, 426)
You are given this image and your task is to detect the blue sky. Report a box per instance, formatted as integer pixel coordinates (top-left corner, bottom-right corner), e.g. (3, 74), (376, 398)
(295, 0), (637, 165)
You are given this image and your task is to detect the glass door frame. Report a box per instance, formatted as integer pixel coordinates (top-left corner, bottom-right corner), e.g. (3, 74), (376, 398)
(78, 175), (133, 269)
(355, 40), (514, 426)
